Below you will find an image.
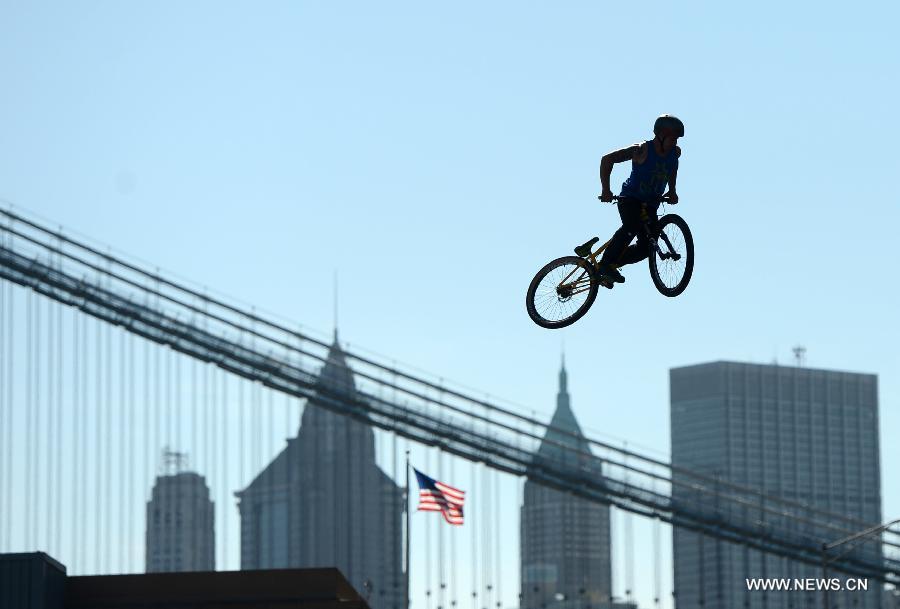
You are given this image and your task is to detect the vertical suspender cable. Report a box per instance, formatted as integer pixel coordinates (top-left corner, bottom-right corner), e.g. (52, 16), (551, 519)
(192, 354), (198, 539)
(80, 312), (88, 572)
(625, 512), (634, 601)
(438, 449), (445, 609)
(623, 444), (633, 602)
(100, 312), (115, 574)
(0, 277), (8, 552)
(221, 370), (228, 570)
(95, 313), (102, 573)
(238, 373), (245, 565)
(494, 468), (501, 609)
(47, 295), (54, 557)
(482, 403), (491, 609)
(211, 365), (218, 570)
(165, 345), (172, 570)
(25, 290), (32, 552)
(373, 423), (380, 607)
(51, 296), (59, 557)
(611, 508), (619, 602)
(34, 291), (42, 553)
(143, 331), (150, 572)
(203, 354), (211, 568)
(653, 519), (661, 608)
(104, 312), (112, 573)
(46, 295), (53, 556)
(268, 386), (276, 566)
(266, 386), (273, 568)
(283, 384), (290, 569)
(345, 375), (353, 583)
(404, 439), (411, 609)
(176, 350), (182, 474)
(118, 328), (125, 572)
(534, 410), (542, 609)
(392, 430), (399, 609)
(187, 350), (196, 572)
(129, 331), (136, 572)
(450, 454), (457, 609)
(71, 306), (79, 569)
(113, 329), (128, 573)
(55, 292), (63, 559)
(153, 319), (161, 568)
(425, 447), (432, 609)
(0, 266), (6, 553)
(471, 459), (477, 609)
(3, 279), (12, 551)
(102, 254), (110, 573)
(34, 290), (42, 552)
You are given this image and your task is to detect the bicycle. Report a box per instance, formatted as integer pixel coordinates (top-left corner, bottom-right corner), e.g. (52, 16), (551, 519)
(526, 195), (694, 329)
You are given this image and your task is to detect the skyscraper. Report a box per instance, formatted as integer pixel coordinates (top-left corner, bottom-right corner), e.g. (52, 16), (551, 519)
(670, 361), (882, 609)
(520, 359), (614, 609)
(236, 334), (405, 609)
(145, 453), (215, 573)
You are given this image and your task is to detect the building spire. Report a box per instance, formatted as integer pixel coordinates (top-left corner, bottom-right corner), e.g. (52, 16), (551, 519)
(333, 269), (339, 342)
(559, 352), (568, 394)
(557, 355), (570, 411)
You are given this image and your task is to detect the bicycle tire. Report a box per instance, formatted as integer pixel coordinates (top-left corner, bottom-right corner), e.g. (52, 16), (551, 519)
(526, 256), (599, 329)
(648, 213), (694, 297)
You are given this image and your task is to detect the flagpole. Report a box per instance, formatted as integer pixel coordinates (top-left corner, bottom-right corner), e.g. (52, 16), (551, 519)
(405, 450), (411, 609)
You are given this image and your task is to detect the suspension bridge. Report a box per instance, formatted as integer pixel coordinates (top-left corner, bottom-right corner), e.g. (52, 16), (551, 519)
(0, 205), (898, 609)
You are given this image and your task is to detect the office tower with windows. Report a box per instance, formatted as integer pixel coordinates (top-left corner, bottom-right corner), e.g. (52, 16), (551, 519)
(670, 361), (881, 609)
(145, 459), (215, 573)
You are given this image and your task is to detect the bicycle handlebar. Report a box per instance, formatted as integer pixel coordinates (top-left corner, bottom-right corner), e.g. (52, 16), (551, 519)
(597, 194), (676, 204)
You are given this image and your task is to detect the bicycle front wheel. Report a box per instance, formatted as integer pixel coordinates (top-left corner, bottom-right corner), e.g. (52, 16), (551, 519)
(649, 214), (694, 297)
(526, 256), (599, 329)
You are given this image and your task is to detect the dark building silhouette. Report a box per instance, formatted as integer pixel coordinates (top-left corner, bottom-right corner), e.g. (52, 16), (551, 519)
(1, 551), (372, 609)
(236, 333), (405, 609)
(671, 361), (882, 609)
(520, 359), (614, 609)
(145, 456), (215, 573)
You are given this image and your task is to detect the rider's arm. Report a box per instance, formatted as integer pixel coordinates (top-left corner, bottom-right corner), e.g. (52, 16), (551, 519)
(599, 143), (641, 200)
(666, 146), (681, 203)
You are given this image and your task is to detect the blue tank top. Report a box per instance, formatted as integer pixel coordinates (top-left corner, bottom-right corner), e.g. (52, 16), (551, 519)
(619, 140), (678, 201)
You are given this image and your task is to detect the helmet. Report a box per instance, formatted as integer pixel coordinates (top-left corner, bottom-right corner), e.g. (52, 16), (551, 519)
(653, 114), (684, 137)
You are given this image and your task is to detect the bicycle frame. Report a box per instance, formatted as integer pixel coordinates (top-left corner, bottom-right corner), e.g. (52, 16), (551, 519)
(557, 197), (681, 295)
(560, 221), (680, 293)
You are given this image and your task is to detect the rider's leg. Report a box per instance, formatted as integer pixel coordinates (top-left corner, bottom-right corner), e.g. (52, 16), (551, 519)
(615, 201), (661, 265)
(601, 199), (652, 266)
(599, 225), (636, 266)
(596, 201), (644, 283)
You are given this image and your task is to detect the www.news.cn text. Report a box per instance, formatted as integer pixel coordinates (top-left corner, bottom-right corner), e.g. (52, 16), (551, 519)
(745, 578), (869, 592)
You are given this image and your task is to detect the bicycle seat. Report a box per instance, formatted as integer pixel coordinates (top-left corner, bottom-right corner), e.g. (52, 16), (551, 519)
(574, 237), (599, 257)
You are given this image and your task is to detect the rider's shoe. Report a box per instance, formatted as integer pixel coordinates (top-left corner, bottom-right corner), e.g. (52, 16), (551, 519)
(598, 276), (614, 289)
(596, 262), (625, 284)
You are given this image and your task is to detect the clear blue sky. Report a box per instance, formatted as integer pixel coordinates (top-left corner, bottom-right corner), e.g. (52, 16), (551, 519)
(1, 2), (898, 608)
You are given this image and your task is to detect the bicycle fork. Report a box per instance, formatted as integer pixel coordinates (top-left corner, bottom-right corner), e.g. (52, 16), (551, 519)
(646, 224), (681, 261)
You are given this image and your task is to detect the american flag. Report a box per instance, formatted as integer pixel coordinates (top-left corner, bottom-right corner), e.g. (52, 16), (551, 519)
(414, 468), (465, 525)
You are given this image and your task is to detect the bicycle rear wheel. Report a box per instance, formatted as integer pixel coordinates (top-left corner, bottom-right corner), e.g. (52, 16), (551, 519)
(526, 256), (599, 329)
(649, 214), (694, 297)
